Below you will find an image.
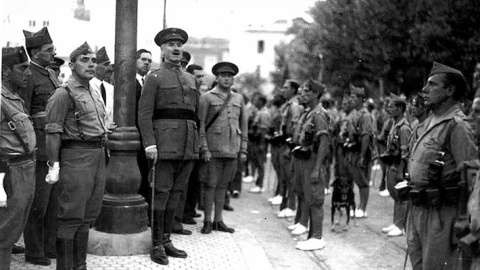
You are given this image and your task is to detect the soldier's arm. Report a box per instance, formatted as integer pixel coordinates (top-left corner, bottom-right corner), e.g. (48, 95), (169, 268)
(360, 113), (373, 156)
(289, 103), (302, 135)
(45, 88), (70, 163)
(137, 74), (157, 149)
(312, 114), (329, 177)
(18, 77), (34, 114)
(198, 93), (209, 153)
(399, 125), (412, 160)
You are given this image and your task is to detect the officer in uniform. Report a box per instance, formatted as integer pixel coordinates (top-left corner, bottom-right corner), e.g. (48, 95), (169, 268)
(344, 86), (373, 218)
(407, 62), (477, 269)
(379, 96), (411, 237)
(45, 42), (108, 270)
(48, 57), (65, 82)
(276, 80), (302, 218)
(198, 61), (247, 234)
(20, 26), (61, 266)
(0, 46), (35, 270)
(137, 27), (198, 265)
(292, 79), (331, 251)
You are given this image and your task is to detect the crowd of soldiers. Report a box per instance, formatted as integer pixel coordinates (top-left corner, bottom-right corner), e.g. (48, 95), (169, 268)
(2, 24), (480, 270)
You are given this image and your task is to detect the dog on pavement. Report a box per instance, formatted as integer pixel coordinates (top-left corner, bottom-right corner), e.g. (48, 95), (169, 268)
(330, 177), (357, 231)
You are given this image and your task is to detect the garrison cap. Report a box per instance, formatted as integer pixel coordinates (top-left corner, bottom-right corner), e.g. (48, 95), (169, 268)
(181, 51), (191, 65)
(23, 27), (53, 48)
(96, 46), (110, 64)
(306, 79), (325, 95)
(429, 62), (465, 79)
(390, 94), (407, 107)
(69, 42), (93, 61)
(2, 46), (29, 67)
(212, 62), (239, 76)
(154, 28), (188, 47)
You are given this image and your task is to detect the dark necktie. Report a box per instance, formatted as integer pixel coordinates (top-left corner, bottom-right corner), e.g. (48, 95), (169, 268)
(100, 83), (107, 105)
(142, 77), (145, 86)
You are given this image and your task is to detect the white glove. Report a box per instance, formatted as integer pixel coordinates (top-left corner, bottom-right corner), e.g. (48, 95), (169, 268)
(45, 161), (60, 184)
(0, 173), (6, 208)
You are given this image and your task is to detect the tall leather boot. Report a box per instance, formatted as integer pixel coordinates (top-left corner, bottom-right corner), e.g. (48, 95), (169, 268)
(72, 224), (89, 270)
(56, 238), (74, 270)
(163, 208), (187, 258)
(150, 210), (168, 265)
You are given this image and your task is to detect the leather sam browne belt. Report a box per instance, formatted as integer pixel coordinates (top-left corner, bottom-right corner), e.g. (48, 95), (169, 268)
(62, 139), (106, 149)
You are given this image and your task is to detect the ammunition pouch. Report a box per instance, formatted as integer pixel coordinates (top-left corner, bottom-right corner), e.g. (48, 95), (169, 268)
(409, 186), (460, 208)
(343, 134), (361, 152)
(292, 146), (312, 160)
(286, 138), (297, 151)
(379, 153), (401, 166)
(248, 127), (261, 142)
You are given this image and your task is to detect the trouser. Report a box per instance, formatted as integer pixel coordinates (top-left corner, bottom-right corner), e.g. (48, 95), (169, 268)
(293, 157), (308, 227)
(274, 145), (295, 211)
(250, 142), (266, 188)
(0, 159), (35, 270)
(183, 161), (201, 219)
(24, 160), (59, 258)
(386, 165), (407, 230)
(228, 154), (243, 193)
(137, 148), (151, 218)
(300, 152), (325, 239)
(345, 151), (370, 211)
(407, 205), (459, 270)
(200, 158), (237, 222)
(376, 142), (387, 191)
(57, 148), (106, 239)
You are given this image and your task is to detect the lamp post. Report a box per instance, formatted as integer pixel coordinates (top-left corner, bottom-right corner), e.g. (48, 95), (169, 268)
(88, 0), (150, 255)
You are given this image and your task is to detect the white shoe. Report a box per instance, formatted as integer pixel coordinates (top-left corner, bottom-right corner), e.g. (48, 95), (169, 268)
(271, 195), (283, 205)
(288, 223), (299, 231)
(355, 209), (367, 218)
(291, 224), (308, 235)
(381, 224), (396, 233)
(243, 176), (253, 183)
(349, 209), (355, 217)
(387, 227), (404, 237)
(278, 208), (295, 218)
(324, 188), (331, 195)
(379, 189), (390, 197)
(295, 238), (326, 251)
(249, 186), (262, 193)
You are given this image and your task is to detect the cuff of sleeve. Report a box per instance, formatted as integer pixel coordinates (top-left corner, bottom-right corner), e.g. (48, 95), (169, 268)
(45, 123), (64, 134)
(145, 145), (157, 151)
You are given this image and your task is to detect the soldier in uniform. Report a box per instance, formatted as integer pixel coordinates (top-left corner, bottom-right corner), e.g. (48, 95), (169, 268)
(407, 63), (476, 269)
(198, 61), (247, 234)
(20, 27), (61, 266)
(344, 86), (373, 218)
(292, 79), (331, 251)
(276, 80), (302, 218)
(45, 42), (108, 270)
(0, 46), (35, 270)
(379, 96), (411, 237)
(138, 28), (198, 265)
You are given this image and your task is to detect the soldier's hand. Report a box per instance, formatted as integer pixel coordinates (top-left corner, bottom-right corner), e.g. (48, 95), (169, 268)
(107, 122), (117, 133)
(202, 150), (212, 163)
(0, 173), (6, 208)
(46, 161), (60, 184)
(240, 153), (247, 162)
(145, 146), (158, 163)
(310, 168), (320, 180)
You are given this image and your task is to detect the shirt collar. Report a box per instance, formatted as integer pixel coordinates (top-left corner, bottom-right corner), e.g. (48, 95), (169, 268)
(161, 61), (181, 71)
(1, 85), (22, 100)
(136, 73), (144, 86)
(67, 76), (90, 90)
(394, 116), (407, 129)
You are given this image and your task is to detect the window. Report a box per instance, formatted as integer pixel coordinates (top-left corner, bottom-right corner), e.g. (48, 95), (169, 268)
(43, 20), (49, 27)
(29, 20), (36, 27)
(257, 40), (264, 54)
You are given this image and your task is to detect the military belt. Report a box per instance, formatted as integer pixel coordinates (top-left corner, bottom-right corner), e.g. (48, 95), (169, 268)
(62, 139), (106, 149)
(1, 151), (36, 164)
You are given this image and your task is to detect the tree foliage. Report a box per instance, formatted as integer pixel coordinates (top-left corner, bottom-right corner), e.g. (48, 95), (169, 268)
(274, 0), (480, 99)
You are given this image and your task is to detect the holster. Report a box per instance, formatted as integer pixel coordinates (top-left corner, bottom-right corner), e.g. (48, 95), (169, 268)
(379, 153), (400, 166)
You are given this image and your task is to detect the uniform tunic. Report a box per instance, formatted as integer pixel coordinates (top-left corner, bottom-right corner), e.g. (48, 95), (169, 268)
(248, 106), (271, 188)
(137, 61), (198, 211)
(0, 86), (36, 268)
(407, 104), (477, 270)
(45, 77), (107, 239)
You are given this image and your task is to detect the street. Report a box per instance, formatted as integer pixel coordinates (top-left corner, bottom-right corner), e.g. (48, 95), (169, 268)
(11, 158), (411, 270)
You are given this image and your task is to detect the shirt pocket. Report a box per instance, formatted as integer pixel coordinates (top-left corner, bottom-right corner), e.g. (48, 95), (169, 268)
(159, 85), (179, 105)
(207, 126), (223, 151)
(10, 111), (35, 153)
(184, 86), (198, 108)
(229, 102), (241, 120)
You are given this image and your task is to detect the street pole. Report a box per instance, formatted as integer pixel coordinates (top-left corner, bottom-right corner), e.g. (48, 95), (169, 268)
(88, 0), (150, 256)
(163, 0), (167, 29)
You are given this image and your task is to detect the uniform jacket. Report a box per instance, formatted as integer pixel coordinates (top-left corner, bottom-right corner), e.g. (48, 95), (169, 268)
(409, 104), (476, 187)
(137, 61), (199, 160)
(45, 77), (107, 141)
(299, 103), (331, 147)
(386, 117), (411, 160)
(90, 77), (114, 127)
(292, 108), (310, 145)
(280, 96), (303, 136)
(1, 86), (36, 156)
(198, 87), (247, 158)
(18, 61), (60, 160)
